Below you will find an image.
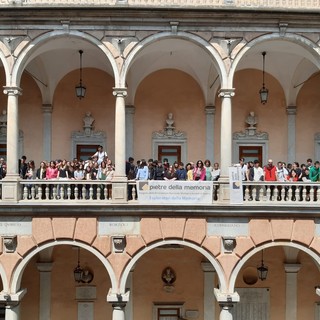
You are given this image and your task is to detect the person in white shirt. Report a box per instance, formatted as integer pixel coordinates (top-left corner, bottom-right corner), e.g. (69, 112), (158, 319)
(249, 160), (264, 201)
(92, 145), (108, 165)
(276, 161), (288, 200)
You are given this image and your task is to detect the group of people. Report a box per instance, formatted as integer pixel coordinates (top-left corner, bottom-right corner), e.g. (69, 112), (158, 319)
(239, 157), (320, 201)
(125, 157), (221, 200)
(5, 147), (320, 202)
(18, 146), (114, 200)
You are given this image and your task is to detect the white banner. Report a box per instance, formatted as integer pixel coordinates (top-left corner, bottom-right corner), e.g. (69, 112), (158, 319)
(136, 181), (213, 204)
(229, 166), (243, 204)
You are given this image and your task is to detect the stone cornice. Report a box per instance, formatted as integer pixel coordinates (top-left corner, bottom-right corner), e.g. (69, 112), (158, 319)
(0, 8), (319, 31)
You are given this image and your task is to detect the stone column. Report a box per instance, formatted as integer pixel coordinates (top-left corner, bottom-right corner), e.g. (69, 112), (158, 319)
(205, 106), (216, 162)
(219, 89), (234, 177)
(284, 263), (301, 320)
(125, 105), (135, 160)
(107, 291), (130, 320)
(218, 89), (235, 202)
(0, 289), (27, 320)
(201, 262), (216, 320)
(42, 104), (53, 161)
(214, 289), (239, 320)
(112, 302), (126, 320)
(219, 304), (233, 320)
(3, 87), (22, 177)
(113, 88), (127, 179)
(37, 262), (53, 320)
(112, 88), (128, 203)
(286, 106), (297, 164)
(2, 87), (22, 202)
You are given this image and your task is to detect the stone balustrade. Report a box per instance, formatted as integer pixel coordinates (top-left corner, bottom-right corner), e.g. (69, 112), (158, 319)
(0, 0), (319, 10)
(0, 179), (319, 205)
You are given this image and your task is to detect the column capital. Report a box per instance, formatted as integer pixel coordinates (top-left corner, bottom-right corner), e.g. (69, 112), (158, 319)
(0, 288), (27, 306)
(37, 262), (53, 272)
(286, 105), (297, 115)
(125, 105), (135, 114)
(113, 88), (127, 98)
(214, 288), (240, 304)
(42, 104), (53, 114)
(201, 261), (215, 272)
(284, 263), (301, 273)
(205, 106), (216, 115)
(219, 88), (235, 98)
(3, 86), (22, 96)
(107, 290), (130, 303)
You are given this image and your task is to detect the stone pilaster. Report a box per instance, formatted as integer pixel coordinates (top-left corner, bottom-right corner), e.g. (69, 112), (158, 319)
(201, 262), (216, 320)
(42, 104), (53, 161)
(286, 106), (297, 164)
(125, 105), (135, 160)
(205, 106), (216, 162)
(284, 263), (301, 320)
(37, 262), (53, 320)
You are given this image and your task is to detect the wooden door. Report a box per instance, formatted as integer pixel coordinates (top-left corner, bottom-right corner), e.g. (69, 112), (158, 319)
(239, 146), (263, 164)
(158, 145), (181, 165)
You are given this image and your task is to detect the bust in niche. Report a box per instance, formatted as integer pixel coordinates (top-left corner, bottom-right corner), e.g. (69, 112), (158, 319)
(246, 111), (258, 129)
(166, 113), (175, 128)
(83, 112), (94, 136)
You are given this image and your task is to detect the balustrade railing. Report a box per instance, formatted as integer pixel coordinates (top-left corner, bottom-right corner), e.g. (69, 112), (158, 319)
(0, 179), (319, 205)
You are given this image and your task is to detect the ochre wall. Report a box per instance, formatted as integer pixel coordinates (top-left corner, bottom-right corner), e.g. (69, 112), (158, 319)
(133, 246), (205, 320)
(134, 69), (206, 163)
(20, 245), (112, 320)
(232, 69), (287, 165)
(52, 68), (115, 162)
(296, 73), (320, 164)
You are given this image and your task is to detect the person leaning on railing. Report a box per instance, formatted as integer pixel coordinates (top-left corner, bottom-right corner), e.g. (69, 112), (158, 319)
(46, 160), (58, 200)
(248, 160), (264, 201)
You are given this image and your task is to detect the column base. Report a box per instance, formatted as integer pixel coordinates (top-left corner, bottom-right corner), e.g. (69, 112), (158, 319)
(112, 179), (128, 204)
(1, 175), (21, 203)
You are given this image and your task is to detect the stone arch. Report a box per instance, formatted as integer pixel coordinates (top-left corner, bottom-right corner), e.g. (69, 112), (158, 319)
(0, 47), (11, 85)
(10, 30), (119, 89)
(119, 239), (227, 294)
(228, 33), (320, 89)
(0, 262), (8, 294)
(121, 31), (228, 89)
(10, 240), (117, 294)
(229, 241), (320, 293)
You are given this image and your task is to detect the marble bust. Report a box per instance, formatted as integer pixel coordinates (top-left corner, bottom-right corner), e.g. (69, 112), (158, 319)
(246, 111), (257, 129)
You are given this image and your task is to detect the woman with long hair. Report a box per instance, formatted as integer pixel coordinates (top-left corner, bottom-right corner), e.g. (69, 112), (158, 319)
(193, 160), (206, 181)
